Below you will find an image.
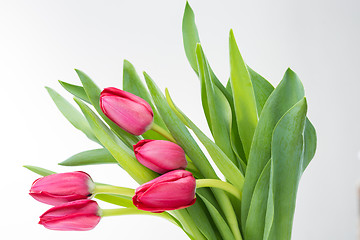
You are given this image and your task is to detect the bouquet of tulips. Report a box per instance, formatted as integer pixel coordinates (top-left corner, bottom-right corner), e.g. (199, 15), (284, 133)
(25, 2), (317, 240)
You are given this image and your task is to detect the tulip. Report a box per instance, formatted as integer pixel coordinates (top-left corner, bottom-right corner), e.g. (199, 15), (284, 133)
(132, 170), (196, 213)
(100, 87), (154, 135)
(29, 171), (95, 206)
(134, 139), (187, 174)
(39, 199), (101, 231)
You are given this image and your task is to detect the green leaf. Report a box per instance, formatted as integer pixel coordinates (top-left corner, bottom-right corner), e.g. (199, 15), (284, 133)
(58, 80), (91, 104)
(244, 160), (271, 240)
(186, 197), (219, 240)
(225, 82), (247, 167)
(266, 98), (307, 240)
(75, 69), (140, 147)
(165, 89), (244, 191)
(122, 60), (168, 140)
(302, 118), (317, 172)
(241, 68), (305, 231)
(95, 194), (134, 208)
(45, 87), (100, 144)
(74, 97), (158, 184)
(59, 148), (117, 166)
(198, 193), (236, 240)
(196, 44), (237, 165)
(23, 165), (55, 176)
(247, 67), (274, 114)
(229, 30), (258, 159)
(182, 3), (245, 169)
(182, 2), (200, 74)
(144, 72), (217, 179)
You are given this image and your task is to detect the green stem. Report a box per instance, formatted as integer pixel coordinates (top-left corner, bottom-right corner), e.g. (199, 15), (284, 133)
(196, 179), (242, 201)
(150, 123), (177, 143)
(172, 209), (206, 240)
(100, 208), (178, 226)
(197, 180), (243, 240)
(93, 184), (135, 197)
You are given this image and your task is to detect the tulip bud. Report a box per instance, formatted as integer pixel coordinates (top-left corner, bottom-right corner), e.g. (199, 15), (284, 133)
(29, 171), (95, 206)
(134, 140), (187, 174)
(100, 87), (154, 135)
(132, 170), (196, 213)
(39, 199), (101, 231)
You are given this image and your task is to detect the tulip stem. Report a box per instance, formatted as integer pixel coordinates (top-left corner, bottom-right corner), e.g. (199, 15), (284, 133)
(100, 208), (180, 226)
(150, 123), (177, 143)
(196, 179), (242, 201)
(93, 184), (135, 198)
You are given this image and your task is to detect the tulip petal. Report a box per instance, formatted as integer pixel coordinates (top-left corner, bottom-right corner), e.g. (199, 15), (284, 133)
(29, 172), (93, 205)
(39, 200), (101, 231)
(133, 170), (196, 212)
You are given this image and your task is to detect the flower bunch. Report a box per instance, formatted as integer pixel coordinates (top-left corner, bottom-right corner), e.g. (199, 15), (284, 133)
(25, 2), (316, 240)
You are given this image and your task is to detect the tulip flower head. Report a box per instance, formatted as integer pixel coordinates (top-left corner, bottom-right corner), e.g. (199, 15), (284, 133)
(132, 170), (196, 213)
(134, 139), (188, 174)
(100, 87), (154, 135)
(29, 171), (95, 206)
(39, 199), (101, 231)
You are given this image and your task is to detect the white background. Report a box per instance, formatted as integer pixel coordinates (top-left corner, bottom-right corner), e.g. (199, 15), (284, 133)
(1, 0), (359, 239)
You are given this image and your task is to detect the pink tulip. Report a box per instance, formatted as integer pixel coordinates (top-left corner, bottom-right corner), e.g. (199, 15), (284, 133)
(100, 87), (154, 135)
(39, 199), (101, 231)
(132, 170), (196, 213)
(134, 139), (187, 174)
(29, 171), (94, 206)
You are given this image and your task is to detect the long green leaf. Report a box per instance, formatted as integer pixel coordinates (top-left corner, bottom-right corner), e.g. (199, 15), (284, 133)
(165, 89), (244, 191)
(241, 68), (305, 231)
(74, 97), (158, 184)
(198, 193), (236, 240)
(229, 30), (258, 159)
(23, 165), (55, 176)
(182, 3), (246, 169)
(144, 72), (217, 179)
(247, 67), (275, 115)
(186, 197), (219, 240)
(196, 44), (237, 164)
(75, 69), (140, 147)
(58, 80), (91, 104)
(59, 148), (117, 166)
(244, 160), (271, 240)
(45, 87), (100, 144)
(266, 98), (307, 240)
(182, 2), (200, 74)
(302, 118), (317, 172)
(238, 67), (316, 172)
(182, 2), (231, 100)
(122, 60), (168, 140)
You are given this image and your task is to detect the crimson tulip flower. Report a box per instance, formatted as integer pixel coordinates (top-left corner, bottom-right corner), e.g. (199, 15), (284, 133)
(29, 171), (94, 206)
(100, 87), (154, 135)
(39, 199), (101, 231)
(132, 170), (196, 213)
(134, 139), (187, 174)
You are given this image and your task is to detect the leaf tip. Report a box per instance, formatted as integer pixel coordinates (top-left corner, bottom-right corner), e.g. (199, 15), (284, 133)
(123, 59), (132, 68)
(229, 29), (235, 39)
(74, 69), (86, 78)
(184, 1), (193, 14)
